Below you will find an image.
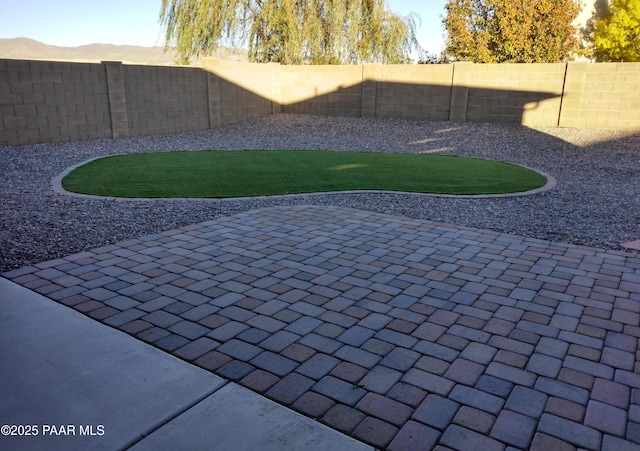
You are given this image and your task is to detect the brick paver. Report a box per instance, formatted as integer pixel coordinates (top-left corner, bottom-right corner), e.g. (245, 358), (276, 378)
(4, 205), (640, 450)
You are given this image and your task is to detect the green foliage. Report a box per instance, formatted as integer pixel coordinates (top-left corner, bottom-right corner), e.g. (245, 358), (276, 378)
(159, 0), (421, 64)
(587, 0), (640, 61)
(62, 150), (547, 198)
(417, 50), (449, 64)
(580, 0), (608, 58)
(442, 0), (582, 63)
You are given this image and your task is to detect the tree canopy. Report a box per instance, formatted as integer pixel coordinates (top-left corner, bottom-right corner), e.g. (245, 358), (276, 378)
(442, 0), (582, 63)
(159, 0), (422, 65)
(585, 0), (640, 61)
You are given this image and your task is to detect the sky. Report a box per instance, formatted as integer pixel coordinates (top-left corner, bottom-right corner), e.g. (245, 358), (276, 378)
(0, 0), (449, 55)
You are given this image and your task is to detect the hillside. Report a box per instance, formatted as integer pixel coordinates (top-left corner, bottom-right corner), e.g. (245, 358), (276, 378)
(0, 38), (247, 65)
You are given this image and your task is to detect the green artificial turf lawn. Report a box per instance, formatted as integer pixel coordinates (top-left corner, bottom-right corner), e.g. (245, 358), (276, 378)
(62, 150), (547, 198)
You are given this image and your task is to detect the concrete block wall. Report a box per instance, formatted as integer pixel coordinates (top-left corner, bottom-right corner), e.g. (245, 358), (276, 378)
(217, 77), (275, 126)
(104, 62), (129, 138)
(559, 62), (640, 130)
(202, 59), (278, 126)
(124, 64), (209, 136)
(2, 58), (639, 147)
(277, 64), (454, 120)
(0, 59), (112, 146)
(0, 58), (276, 146)
(215, 61), (639, 130)
(461, 63), (567, 127)
(280, 65), (363, 117)
(370, 64), (454, 121)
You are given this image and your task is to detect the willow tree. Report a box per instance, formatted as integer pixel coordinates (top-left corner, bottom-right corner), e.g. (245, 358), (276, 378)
(159, 0), (421, 64)
(443, 0), (582, 63)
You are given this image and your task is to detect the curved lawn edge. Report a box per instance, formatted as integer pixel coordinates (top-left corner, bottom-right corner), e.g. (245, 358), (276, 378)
(52, 155), (557, 201)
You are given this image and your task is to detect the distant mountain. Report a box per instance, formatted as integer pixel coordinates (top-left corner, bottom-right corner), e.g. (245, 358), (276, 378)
(0, 37), (247, 65)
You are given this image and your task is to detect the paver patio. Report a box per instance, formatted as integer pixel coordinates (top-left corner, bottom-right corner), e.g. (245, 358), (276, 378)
(3, 205), (640, 450)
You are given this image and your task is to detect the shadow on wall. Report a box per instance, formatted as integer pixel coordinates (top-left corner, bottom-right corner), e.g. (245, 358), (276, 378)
(1, 58), (638, 147)
(202, 59), (564, 129)
(202, 59), (640, 130)
(278, 82), (560, 126)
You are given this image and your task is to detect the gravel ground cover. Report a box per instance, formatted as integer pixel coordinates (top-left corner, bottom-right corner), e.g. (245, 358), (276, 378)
(1, 113), (639, 272)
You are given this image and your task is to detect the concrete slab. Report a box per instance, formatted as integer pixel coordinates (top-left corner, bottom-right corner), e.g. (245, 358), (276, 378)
(0, 278), (225, 451)
(0, 278), (373, 451)
(131, 383), (373, 451)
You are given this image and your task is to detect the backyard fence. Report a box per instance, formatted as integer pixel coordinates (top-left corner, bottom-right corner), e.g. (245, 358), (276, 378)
(1, 58), (639, 146)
